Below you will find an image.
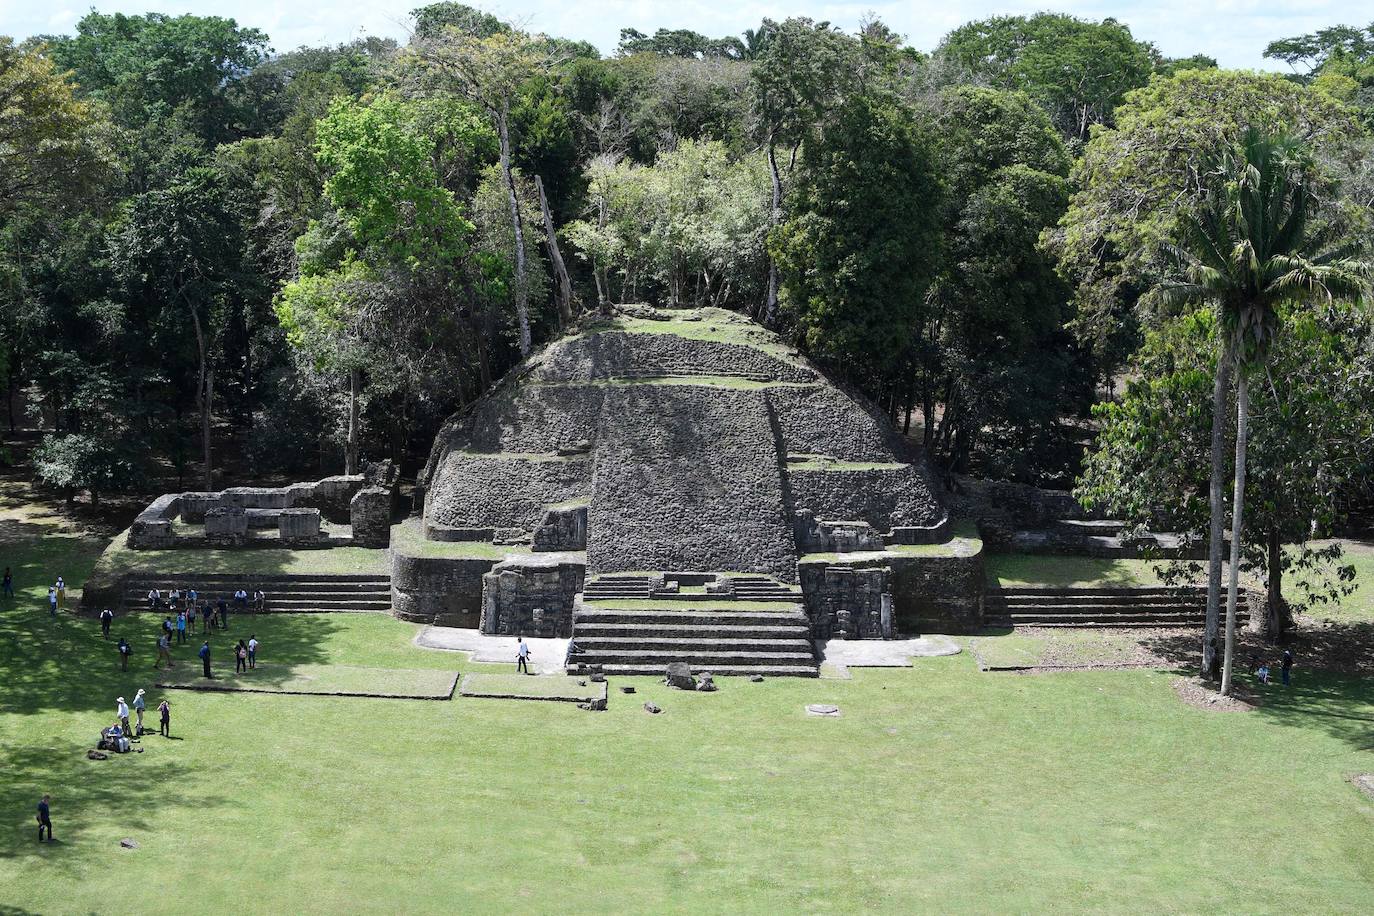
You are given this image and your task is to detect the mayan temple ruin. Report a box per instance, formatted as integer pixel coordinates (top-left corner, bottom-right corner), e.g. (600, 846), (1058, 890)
(391, 306), (984, 676)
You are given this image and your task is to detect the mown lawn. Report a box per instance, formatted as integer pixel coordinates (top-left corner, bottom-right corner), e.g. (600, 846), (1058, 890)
(3, 520), (1374, 912)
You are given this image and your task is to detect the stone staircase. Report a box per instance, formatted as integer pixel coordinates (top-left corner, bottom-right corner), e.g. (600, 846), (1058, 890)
(581, 574), (654, 601)
(984, 586), (1250, 628)
(120, 573), (392, 614)
(572, 573), (818, 677)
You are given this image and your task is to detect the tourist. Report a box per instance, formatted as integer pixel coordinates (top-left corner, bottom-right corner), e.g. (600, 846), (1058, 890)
(1257, 663), (1271, 685)
(157, 698), (171, 737)
(147, 586), (161, 611)
(2, 566), (13, 599)
(218, 598), (229, 630)
(162, 616), (174, 644)
(235, 640), (248, 673)
(199, 641), (212, 679)
(99, 607), (114, 639)
(47, 585), (57, 618)
(253, 589), (265, 613)
(188, 586), (198, 609)
(117, 637), (131, 671)
(116, 696), (131, 737)
(564, 637), (582, 669)
(1281, 648), (1294, 687)
(55, 576), (65, 609)
(155, 633), (173, 669)
(169, 586), (181, 610)
(202, 603), (214, 634)
(36, 795), (52, 843)
(516, 637), (531, 674)
(133, 689), (147, 736)
(176, 610), (187, 644)
(233, 588), (248, 614)
(247, 634), (258, 669)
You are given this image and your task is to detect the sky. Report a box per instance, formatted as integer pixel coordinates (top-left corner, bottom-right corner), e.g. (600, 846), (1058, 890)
(2, 0), (1359, 70)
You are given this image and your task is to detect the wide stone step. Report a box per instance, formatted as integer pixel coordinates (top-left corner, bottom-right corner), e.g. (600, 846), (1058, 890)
(125, 587), (390, 599)
(985, 602), (1232, 615)
(988, 613), (1249, 628)
(576, 636), (814, 652)
(573, 622), (810, 639)
(124, 574), (390, 585)
(576, 648), (818, 666)
(642, 592), (801, 603)
(125, 582), (390, 594)
(575, 609), (808, 627)
(986, 594), (1221, 607)
(987, 587), (1210, 598)
(591, 663), (819, 678)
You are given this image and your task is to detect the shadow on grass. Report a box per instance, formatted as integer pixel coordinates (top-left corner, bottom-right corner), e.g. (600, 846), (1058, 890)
(1136, 627), (1374, 750)
(0, 606), (341, 716)
(0, 737), (230, 870)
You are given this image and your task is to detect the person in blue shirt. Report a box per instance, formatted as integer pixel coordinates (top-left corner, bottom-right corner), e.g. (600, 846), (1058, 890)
(176, 610), (187, 644)
(36, 795), (52, 842)
(47, 586), (57, 617)
(199, 641), (212, 679)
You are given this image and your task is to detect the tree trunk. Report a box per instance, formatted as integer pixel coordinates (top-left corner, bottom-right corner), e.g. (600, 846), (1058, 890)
(202, 367), (214, 491)
(535, 174), (574, 327)
(1220, 370), (1250, 696)
(1267, 526), (1286, 643)
(188, 301), (214, 492)
(763, 139), (782, 327)
(498, 105), (531, 356)
(345, 366), (360, 476)
(1203, 352), (1232, 680)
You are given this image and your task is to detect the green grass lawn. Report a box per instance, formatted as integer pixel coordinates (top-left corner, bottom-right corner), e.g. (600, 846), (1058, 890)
(91, 526), (391, 579)
(5, 515), (1374, 911)
(157, 663), (458, 699)
(986, 554), (1189, 588)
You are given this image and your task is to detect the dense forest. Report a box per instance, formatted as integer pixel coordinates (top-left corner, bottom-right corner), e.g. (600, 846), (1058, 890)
(3, 7), (1373, 544)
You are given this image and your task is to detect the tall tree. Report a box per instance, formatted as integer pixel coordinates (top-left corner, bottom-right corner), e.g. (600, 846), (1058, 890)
(410, 24), (563, 356)
(772, 94), (942, 380)
(112, 166), (250, 490)
(936, 13), (1157, 142)
(751, 19), (857, 325)
(1145, 130), (1371, 692)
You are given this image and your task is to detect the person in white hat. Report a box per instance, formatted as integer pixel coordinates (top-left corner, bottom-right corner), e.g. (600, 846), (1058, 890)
(132, 689), (147, 736)
(116, 696), (130, 736)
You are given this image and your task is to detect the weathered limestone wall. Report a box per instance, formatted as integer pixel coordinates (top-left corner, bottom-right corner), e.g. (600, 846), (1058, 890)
(478, 556), (585, 637)
(587, 385), (797, 581)
(425, 453), (589, 533)
(390, 553), (493, 628)
(949, 476), (1092, 547)
(766, 385), (909, 462)
(787, 465), (945, 533)
(350, 487), (394, 548)
(128, 493), (181, 547)
(798, 564), (894, 639)
(532, 331), (816, 384)
(799, 544), (985, 636)
(888, 552), (985, 634)
(532, 504), (588, 552)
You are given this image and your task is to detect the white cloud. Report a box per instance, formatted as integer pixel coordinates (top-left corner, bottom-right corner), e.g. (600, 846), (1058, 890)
(1, 0), (1358, 68)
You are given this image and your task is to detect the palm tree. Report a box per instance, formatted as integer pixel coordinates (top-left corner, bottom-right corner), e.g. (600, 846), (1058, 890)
(1151, 128), (1371, 694)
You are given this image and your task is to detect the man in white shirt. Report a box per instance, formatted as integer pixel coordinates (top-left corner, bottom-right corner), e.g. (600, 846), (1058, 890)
(116, 697), (130, 736)
(247, 635), (259, 669)
(516, 638), (531, 674)
(147, 588), (161, 611)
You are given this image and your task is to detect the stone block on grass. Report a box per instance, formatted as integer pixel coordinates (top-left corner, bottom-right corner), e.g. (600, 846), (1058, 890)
(204, 507), (248, 538)
(278, 508), (322, 539)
